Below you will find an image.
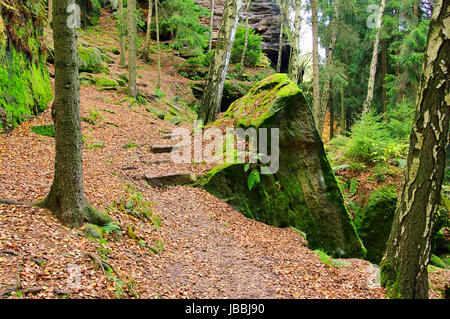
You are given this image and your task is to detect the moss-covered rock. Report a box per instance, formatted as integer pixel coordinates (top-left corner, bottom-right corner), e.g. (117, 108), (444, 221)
(93, 76), (119, 88)
(0, 1), (53, 132)
(200, 74), (365, 258)
(78, 46), (109, 74)
(354, 185), (397, 264)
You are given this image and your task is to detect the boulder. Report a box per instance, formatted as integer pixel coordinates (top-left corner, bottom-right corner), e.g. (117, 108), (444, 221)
(354, 185), (397, 264)
(200, 74), (365, 258)
(78, 46), (109, 74)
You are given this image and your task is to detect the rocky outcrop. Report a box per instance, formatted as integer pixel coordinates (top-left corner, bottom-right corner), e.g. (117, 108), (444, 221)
(195, 0), (281, 64)
(199, 74), (366, 258)
(0, 1), (53, 132)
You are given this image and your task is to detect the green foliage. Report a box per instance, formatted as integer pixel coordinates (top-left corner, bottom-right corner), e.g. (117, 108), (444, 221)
(82, 108), (104, 125)
(122, 142), (138, 149)
(247, 169), (260, 191)
(160, 0), (209, 56)
(231, 26), (263, 66)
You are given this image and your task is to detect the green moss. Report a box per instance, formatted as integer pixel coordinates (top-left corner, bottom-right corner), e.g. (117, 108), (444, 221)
(0, 43), (52, 132)
(93, 76), (119, 87)
(83, 205), (112, 226)
(429, 254), (449, 269)
(30, 124), (55, 138)
(78, 46), (109, 74)
(84, 223), (104, 239)
(354, 185), (397, 264)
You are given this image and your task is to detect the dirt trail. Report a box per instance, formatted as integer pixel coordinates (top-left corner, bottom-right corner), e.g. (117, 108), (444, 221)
(0, 12), (396, 299)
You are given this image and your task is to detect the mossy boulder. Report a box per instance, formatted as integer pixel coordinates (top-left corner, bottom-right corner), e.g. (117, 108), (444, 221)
(0, 1), (53, 132)
(354, 185), (397, 264)
(200, 74), (365, 258)
(93, 76), (119, 88)
(78, 46), (109, 74)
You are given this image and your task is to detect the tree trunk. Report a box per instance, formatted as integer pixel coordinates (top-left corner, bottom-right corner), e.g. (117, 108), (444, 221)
(238, 0), (252, 80)
(276, 20), (284, 73)
(199, 0), (243, 124)
(140, 0), (153, 62)
(362, 0), (385, 114)
(340, 85), (345, 133)
(289, 0), (302, 84)
(311, 0), (321, 131)
(155, 0), (161, 89)
(40, 0), (110, 227)
(48, 0), (53, 24)
(380, 0), (449, 299)
(381, 38), (387, 119)
(209, 0), (215, 51)
(317, 0), (340, 135)
(329, 103), (334, 140)
(127, 0), (138, 97)
(119, 0), (127, 67)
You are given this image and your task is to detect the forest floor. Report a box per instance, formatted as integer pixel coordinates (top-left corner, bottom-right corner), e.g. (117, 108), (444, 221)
(0, 12), (447, 299)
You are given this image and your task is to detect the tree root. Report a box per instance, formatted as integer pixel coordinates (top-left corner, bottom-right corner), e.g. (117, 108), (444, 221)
(0, 197), (34, 206)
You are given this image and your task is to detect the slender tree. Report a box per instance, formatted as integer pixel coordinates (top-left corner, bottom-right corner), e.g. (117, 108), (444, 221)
(380, 0), (449, 299)
(199, 0), (243, 124)
(155, 0), (161, 89)
(140, 0), (153, 62)
(276, 0), (288, 73)
(40, 0), (110, 227)
(238, 0), (253, 79)
(118, 0), (127, 67)
(127, 0), (138, 97)
(362, 0), (385, 114)
(209, 0), (215, 51)
(311, 0), (321, 130)
(317, 0), (340, 135)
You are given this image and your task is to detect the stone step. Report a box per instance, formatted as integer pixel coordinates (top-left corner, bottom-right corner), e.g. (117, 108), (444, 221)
(150, 144), (180, 154)
(161, 133), (182, 140)
(143, 173), (197, 187)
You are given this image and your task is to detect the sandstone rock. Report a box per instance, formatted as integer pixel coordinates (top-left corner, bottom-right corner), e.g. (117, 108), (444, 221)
(199, 74), (366, 258)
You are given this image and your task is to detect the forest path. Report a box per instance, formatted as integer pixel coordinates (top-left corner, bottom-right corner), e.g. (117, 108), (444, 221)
(0, 12), (386, 299)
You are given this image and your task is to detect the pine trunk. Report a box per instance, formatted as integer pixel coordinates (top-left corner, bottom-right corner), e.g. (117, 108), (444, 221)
(155, 0), (161, 89)
(340, 85), (345, 133)
(380, 0), (449, 299)
(199, 0), (242, 124)
(238, 0), (252, 80)
(381, 38), (387, 119)
(362, 0), (385, 114)
(317, 0), (340, 136)
(41, 0), (109, 227)
(119, 0), (127, 67)
(311, 0), (321, 130)
(127, 0), (138, 97)
(48, 0), (53, 23)
(141, 0), (153, 61)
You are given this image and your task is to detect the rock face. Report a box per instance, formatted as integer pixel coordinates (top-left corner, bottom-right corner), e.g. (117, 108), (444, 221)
(200, 74), (365, 258)
(195, 0), (281, 64)
(0, 1), (53, 132)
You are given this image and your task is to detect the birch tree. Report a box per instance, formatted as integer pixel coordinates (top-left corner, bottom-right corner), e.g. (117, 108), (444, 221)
(380, 0), (449, 298)
(199, 0), (243, 124)
(362, 0), (385, 114)
(290, 0), (302, 84)
(40, 0), (110, 227)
